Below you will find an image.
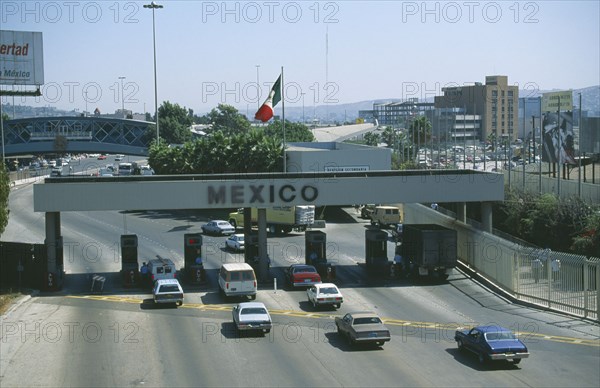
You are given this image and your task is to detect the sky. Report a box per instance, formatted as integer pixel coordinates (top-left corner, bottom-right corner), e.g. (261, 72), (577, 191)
(1, 0), (599, 116)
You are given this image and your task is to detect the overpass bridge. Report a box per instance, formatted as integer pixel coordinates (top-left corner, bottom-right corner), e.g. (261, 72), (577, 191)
(2, 116), (152, 156)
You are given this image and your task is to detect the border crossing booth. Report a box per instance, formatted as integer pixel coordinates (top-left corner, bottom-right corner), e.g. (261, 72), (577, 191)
(365, 229), (390, 275)
(120, 234), (139, 287)
(305, 230), (335, 281)
(184, 233), (205, 283)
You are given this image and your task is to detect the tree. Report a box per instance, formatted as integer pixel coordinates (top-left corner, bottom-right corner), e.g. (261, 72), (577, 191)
(148, 129), (283, 175)
(363, 131), (380, 146)
(571, 211), (600, 256)
(408, 116), (432, 150)
(0, 163), (9, 235)
(157, 101), (194, 144)
(263, 120), (315, 142)
(204, 104), (251, 135)
(381, 126), (396, 148)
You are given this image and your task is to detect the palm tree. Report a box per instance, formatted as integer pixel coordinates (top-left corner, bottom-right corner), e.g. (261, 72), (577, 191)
(409, 116), (432, 160)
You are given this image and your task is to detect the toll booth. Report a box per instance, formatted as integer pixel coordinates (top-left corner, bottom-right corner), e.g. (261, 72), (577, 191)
(184, 233), (205, 284)
(365, 229), (390, 275)
(120, 234), (139, 287)
(305, 230), (335, 281)
(244, 232), (259, 268)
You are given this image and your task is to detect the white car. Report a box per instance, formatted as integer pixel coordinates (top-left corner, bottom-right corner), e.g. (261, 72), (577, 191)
(225, 234), (245, 251)
(152, 278), (184, 306)
(232, 302), (272, 333)
(307, 283), (343, 309)
(202, 220), (235, 235)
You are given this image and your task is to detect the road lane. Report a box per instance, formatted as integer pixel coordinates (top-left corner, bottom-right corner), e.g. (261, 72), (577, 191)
(3, 184), (599, 387)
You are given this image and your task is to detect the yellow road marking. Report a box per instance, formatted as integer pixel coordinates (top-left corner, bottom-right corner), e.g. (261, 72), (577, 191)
(65, 295), (600, 347)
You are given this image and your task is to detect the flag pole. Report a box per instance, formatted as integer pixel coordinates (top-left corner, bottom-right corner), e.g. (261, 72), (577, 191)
(281, 66), (286, 173)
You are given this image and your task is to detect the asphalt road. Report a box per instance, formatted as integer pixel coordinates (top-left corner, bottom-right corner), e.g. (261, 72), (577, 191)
(1, 174), (599, 387)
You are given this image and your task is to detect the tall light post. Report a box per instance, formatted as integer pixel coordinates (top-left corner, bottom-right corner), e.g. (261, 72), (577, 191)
(118, 76), (126, 117)
(301, 92), (305, 124)
(255, 64), (260, 113)
(144, 1), (163, 144)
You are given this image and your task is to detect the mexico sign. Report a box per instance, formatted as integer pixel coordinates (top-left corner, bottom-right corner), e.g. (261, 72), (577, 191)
(0, 30), (44, 86)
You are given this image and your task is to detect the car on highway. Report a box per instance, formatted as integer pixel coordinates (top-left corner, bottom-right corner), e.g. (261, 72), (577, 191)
(140, 165), (155, 175)
(454, 326), (529, 365)
(98, 168), (114, 177)
(307, 283), (343, 309)
(285, 264), (322, 288)
(50, 167), (63, 177)
(225, 234), (245, 251)
(232, 302), (272, 334)
(152, 278), (184, 306)
(115, 154), (124, 161)
(202, 220), (235, 235)
(335, 311), (391, 347)
(97, 154), (107, 160)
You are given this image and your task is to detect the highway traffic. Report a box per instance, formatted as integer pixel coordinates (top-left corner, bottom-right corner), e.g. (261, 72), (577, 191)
(2, 167), (599, 387)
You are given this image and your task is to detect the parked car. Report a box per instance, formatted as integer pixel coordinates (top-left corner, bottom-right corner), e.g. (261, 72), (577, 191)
(454, 326), (529, 365)
(232, 302), (272, 334)
(152, 278), (184, 306)
(285, 264), (322, 288)
(225, 234), (245, 251)
(307, 283), (343, 309)
(335, 311), (391, 347)
(202, 220), (235, 235)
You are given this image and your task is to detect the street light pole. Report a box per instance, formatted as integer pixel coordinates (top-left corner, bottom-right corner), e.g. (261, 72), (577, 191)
(144, 1), (163, 144)
(118, 76), (126, 117)
(301, 92), (305, 124)
(255, 64), (260, 113)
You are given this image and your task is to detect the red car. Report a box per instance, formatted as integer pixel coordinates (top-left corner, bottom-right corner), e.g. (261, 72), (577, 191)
(97, 154), (107, 160)
(285, 264), (322, 288)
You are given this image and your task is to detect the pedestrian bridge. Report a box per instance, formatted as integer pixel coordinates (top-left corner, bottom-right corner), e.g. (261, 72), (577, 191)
(3, 116), (152, 156)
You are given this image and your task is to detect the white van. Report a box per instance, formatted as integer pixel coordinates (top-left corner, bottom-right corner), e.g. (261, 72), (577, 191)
(369, 206), (401, 228)
(218, 263), (257, 299)
(146, 257), (177, 284)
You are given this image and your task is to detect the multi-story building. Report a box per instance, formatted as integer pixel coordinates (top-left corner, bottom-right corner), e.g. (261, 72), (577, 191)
(372, 98), (435, 127)
(434, 75), (519, 143)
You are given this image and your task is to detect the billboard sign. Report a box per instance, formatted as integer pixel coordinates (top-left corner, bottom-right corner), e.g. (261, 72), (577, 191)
(0, 30), (44, 86)
(542, 111), (576, 164)
(541, 90), (573, 112)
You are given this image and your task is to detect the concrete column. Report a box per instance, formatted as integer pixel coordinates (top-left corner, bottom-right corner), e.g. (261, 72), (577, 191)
(45, 212), (63, 289)
(481, 202), (493, 233)
(456, 202), (467, 223)
(257, 208), (269, 282)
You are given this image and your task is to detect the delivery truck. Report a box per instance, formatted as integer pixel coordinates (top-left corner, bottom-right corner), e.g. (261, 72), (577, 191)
(401, 224), (457, 280)
(228, 206), (315, 235)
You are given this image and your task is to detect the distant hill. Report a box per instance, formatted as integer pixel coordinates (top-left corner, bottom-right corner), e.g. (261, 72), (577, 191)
(4, 86), (598, 123)
(271, 85), (599, 123)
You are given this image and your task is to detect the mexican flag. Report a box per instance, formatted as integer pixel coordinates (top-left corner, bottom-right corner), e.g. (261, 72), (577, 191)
(255, 75), (281, 122)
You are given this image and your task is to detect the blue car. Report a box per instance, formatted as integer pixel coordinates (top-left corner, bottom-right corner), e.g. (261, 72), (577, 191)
(454, 326), (529, 365)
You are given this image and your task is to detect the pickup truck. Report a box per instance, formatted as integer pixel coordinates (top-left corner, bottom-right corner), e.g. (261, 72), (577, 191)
(454, 326), (529, 365)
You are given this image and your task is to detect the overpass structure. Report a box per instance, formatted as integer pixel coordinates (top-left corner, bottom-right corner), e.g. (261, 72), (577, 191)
(3, 116), (152, 156)
(34, 170), (504, 288)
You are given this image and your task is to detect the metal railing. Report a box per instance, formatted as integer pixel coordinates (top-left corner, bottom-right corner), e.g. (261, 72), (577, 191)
(405, 203), (600, 321)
